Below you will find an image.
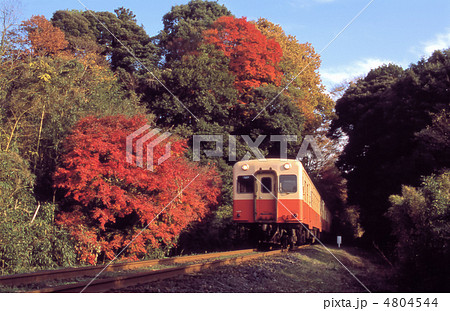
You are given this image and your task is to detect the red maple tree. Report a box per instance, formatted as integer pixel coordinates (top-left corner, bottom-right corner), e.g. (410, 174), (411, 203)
(54, 115), (221, 264)
(203, 16), (283, 94)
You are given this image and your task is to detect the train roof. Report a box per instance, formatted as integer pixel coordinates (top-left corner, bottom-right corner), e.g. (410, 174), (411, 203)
(234, 158), (304, 166)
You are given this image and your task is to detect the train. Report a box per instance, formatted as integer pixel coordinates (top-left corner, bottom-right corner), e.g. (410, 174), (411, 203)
(232, 158), (331, 248)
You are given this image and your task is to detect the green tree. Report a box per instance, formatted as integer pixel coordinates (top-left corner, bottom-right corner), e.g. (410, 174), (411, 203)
(330, 49), (450, 247)
(148, 43), (237, 135)
(0, 151), (76, 274)
(157, 0), (231, 64)
(233, 85), (304, 159)
(52, 8), (159, 74)
(415, 109), (450, 170)
(387, 170), (450, 291)
(51, 8), (160, 94)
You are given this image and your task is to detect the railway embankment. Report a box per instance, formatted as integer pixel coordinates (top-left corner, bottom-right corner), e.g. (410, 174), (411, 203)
(110, 244), (396, 293)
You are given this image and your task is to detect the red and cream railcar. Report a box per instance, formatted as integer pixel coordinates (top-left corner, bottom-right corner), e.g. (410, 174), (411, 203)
(233, 159), (331, 246)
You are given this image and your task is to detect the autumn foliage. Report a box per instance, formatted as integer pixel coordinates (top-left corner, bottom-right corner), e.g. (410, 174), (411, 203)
(20, 15), (68, 56)
(203, 16), (283, 93)
(255, 18), (334, 132)
(54, 115), (221, 264)
(0, 3), (334, 273)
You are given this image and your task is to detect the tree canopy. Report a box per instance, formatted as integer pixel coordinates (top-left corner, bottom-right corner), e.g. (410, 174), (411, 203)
(20, 15), (68, 56)
(51, 8), (159, 74)
(255, 18), (334, 132)
(330, 49), (450, 245)
(204, 16), (283, 94)
(55, 115), (221, 264)
(157, 0), (231, 64)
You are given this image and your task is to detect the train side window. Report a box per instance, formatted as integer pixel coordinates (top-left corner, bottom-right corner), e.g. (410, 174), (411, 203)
(279, 175), (297, 193)
(237, 175), (254, 193)
(261, 177), (272, 193)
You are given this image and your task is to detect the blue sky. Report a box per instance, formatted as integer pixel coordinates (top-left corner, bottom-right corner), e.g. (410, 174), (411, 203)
(19, 0), (450, 90)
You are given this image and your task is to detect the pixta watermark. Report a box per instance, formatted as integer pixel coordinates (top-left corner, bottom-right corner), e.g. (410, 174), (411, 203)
(126, 126), (322, 171)
(192, 134), (323, 162)
(126, 125), (172, 172)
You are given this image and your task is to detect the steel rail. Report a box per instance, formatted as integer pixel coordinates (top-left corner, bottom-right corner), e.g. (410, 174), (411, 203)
(29, 249), (286, 293)
(29, 245), (310, 293)
(0, 248), (255, 287)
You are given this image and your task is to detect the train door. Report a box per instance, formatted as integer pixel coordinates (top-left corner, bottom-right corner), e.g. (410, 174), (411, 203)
(254, 172), (277, 222)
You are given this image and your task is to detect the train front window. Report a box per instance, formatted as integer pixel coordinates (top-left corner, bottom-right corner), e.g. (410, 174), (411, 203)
(237, 175), (254, 193)
(279, 175), (297, 193)
(261, 177), (272, 193)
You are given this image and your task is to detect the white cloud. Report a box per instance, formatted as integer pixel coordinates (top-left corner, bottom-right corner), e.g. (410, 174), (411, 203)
(421, 29), (450, 56)
(320, 57), (394, 89)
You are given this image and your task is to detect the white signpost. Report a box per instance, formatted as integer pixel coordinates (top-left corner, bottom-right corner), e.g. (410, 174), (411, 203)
(337, 236), (342, 248)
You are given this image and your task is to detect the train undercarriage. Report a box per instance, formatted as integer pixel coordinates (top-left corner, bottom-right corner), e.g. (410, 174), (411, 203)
(242, 223), (321, 249)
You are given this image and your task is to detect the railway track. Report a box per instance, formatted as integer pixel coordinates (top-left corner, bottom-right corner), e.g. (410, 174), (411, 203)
(0, 245), (309, 293)
(0, 248), (255, 288)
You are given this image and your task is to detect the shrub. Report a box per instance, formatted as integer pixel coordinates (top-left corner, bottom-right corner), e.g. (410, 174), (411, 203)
(387, 170), (450, 291)
(0, 151), (76, 274)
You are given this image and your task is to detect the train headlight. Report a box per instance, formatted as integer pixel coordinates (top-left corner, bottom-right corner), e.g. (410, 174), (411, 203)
(241, 164), (249, 171)
(283, 163), (291, 170)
